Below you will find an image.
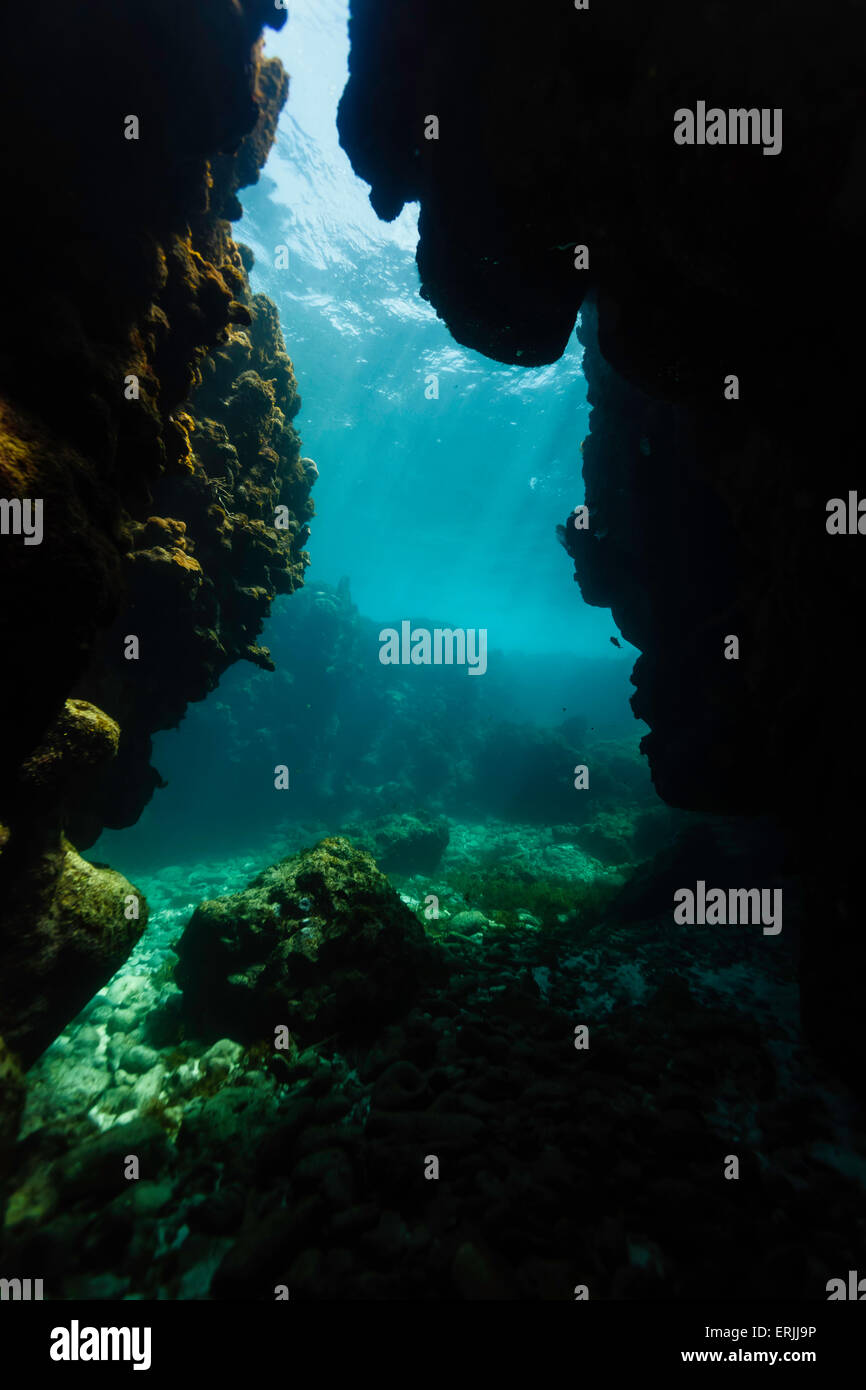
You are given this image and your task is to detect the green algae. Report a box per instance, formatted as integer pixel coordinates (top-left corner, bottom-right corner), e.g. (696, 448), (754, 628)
(448, 868), (621, 932)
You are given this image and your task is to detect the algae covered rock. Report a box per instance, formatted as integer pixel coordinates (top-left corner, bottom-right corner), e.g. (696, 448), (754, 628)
(0, 840), (147, 1066)
(17, 699), (120, 824)
(345, 812), (450, 874)
(0, 697), (148, 1064)
(176, 837), (442, 1043)
(447, 909), (493, 933)
(575, 810), (636, 864)
(0, 4), (308, 850)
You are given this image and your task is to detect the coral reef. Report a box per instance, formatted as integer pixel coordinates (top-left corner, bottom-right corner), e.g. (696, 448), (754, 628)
(3, 820), (863, 1300)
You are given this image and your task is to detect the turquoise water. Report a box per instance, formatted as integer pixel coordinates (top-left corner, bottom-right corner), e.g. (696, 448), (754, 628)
(93, 0), (642, 870)
(243, 0), (609, 658)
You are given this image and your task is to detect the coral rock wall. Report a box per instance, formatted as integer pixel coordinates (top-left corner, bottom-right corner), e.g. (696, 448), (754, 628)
(0, 3), (311, 1060)
(0, 1), (309, 826)
(70, 286), (311, 846)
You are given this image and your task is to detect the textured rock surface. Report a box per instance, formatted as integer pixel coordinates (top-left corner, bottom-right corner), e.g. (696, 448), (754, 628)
(0, 699), (148, 1065)
(345, 812), (450, 874)
(5, 824), (865, 1300)
(0, 840), (147, 1068)
(561, 301), (763, 814)
(69, 287), (311, 845)
(0, 3), (314, 1080)
(0, 1), (311, 839)
(339, 1), (862, 376)
(176, 838), (443, 1043)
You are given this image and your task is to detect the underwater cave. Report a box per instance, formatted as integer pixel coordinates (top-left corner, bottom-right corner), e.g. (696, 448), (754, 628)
(1, 0), (865, 1353)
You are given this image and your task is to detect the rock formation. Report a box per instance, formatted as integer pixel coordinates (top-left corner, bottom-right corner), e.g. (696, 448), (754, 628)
(0, 2), (304, 805)
(0, 4), (312, 1068)
(176, 838), (443, 1044)
(338, 0), (866, 1085)
(68, 287), (311, 847)
(344, 813), (451, 874)
(0, 700), (148, 1067)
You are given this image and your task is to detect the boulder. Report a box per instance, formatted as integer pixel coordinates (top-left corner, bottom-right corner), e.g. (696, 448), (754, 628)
(0, 839), (148, 1066)
(345, 812), (450, 874)
(0, 698), (148, 1065)
(575, 811), (635, 863)
(176, 837), (443, 1043)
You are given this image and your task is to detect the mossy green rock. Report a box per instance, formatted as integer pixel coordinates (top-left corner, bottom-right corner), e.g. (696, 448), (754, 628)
(18, 699), (120, 804)
(0, 839), (147, 1065)
(176, 837), (443, 1043)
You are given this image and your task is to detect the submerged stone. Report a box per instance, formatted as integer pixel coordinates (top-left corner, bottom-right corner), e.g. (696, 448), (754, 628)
(0, 839), (147, 1066)
(344, 812), (450, 875)
(175, 837), (443, 1044)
